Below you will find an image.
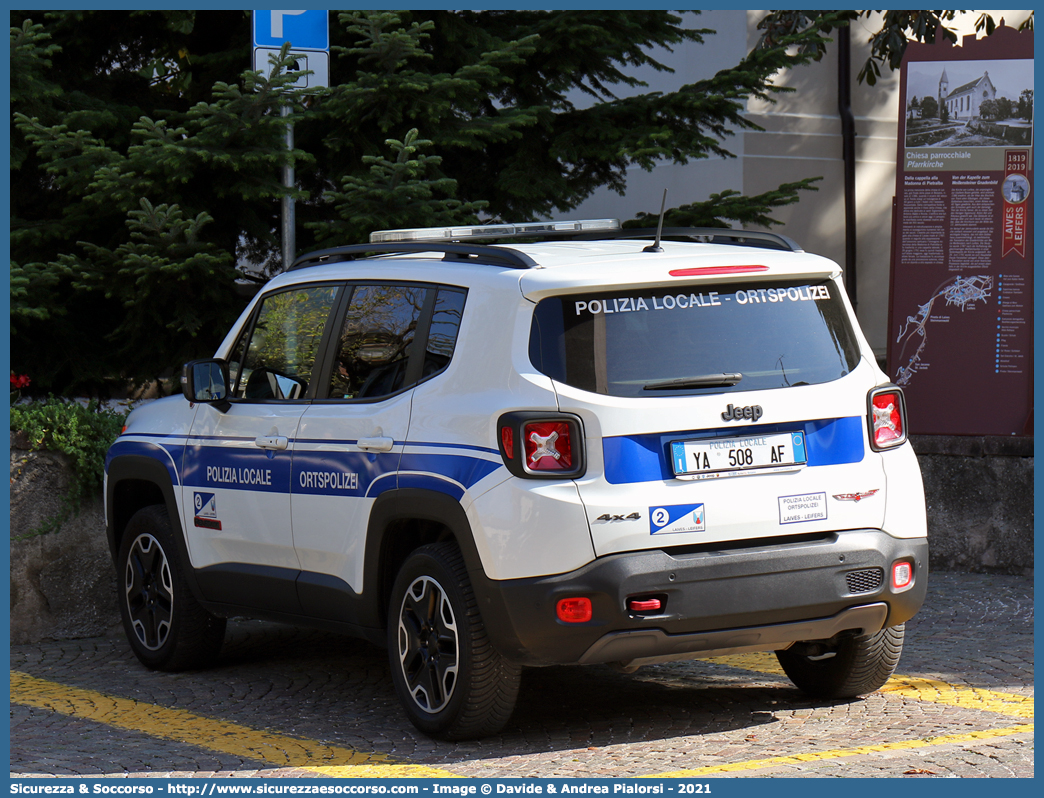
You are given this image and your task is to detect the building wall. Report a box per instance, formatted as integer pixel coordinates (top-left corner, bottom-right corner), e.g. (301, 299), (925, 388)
(741, 11), (902, 358)
(561, 10), (1033, 357)
(561, 9), (749, 225)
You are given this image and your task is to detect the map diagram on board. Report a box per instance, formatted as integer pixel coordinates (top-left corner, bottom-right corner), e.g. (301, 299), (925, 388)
(895, 275), (992, 385)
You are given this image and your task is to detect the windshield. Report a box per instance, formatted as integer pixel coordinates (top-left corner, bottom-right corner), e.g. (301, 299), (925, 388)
(529, 279), (860, 397)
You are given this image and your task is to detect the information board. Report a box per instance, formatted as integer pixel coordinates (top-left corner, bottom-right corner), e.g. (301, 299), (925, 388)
(888, 23), (1033, 436)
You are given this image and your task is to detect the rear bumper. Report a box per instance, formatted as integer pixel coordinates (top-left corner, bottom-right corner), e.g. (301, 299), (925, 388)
(471, 529), (928, 667)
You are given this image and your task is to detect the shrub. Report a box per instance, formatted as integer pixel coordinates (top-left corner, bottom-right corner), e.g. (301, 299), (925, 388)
(10, 396), (127, 510)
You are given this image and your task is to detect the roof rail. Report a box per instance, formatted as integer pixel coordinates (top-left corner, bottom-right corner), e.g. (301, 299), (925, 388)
(288, 242), (538, 272)
(574, 227), (804, 253)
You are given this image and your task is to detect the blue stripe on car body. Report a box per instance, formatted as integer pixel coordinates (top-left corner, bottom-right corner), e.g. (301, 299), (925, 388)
(111, 434), (505, 499)
(602, 416), (865, 485)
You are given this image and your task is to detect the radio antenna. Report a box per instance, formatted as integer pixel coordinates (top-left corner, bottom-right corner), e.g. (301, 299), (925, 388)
(643, 189), (668, 253)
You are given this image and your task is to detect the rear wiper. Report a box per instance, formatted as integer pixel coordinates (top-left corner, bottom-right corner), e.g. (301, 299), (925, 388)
(643, 372), (743, 390)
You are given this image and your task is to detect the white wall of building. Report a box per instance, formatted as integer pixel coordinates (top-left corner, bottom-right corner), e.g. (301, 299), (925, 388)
(562, 10), (748, 225)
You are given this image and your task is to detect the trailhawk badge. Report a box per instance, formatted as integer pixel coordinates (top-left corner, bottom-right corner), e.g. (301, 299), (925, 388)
(832, 489), (880, 502)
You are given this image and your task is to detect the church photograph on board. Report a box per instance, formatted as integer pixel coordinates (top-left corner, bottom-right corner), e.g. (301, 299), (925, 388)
(904, 58), (1033, 148)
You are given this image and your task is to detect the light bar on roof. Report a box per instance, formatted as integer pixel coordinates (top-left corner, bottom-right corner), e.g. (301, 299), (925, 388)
(370, 219), (620, 244)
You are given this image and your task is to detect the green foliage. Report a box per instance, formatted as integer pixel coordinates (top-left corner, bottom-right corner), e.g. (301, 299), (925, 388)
(976, 12), (1033, 35)
(11, 27), (309, 391)
(10, 260), (69, 330)
(69, 199), (238, 375)
(10, 398), (128, 531)
(755, 10), (1034, 86)
(627, 179), (822, 230)
(9, 19), (61, 171)
(305, 11), (542, 225)
(309, 129), (486, 247)
(338, 9), (831, 221)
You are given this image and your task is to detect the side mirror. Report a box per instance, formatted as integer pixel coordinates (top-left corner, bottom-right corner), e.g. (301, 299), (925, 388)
(181, 359), (231, 410)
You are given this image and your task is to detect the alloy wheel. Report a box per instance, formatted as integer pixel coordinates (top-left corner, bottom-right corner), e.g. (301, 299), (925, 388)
(397, 575), (459, 713)
(124, 533), (174, 651)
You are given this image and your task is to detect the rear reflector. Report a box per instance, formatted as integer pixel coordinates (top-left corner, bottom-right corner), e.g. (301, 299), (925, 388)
(557, 597), (592, 623)
(892, 561), (913, 590)
(669, 265), (769, 277)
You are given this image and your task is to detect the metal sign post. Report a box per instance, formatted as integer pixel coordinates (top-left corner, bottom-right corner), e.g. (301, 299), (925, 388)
(252, 10), (330, 271)
(280, 103), (295, 272)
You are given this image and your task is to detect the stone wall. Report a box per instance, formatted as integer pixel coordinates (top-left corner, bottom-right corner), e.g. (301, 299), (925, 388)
(912, 435), (1034, 577)
(10, 449), (119, 645)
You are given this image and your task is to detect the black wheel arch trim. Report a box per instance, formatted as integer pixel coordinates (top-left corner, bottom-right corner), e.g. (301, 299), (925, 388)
(363, 488), (489, 632)
(106, 453), (209, 605)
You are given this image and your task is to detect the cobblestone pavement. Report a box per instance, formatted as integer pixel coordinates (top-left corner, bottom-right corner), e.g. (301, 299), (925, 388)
(10, 571), (1033, 779)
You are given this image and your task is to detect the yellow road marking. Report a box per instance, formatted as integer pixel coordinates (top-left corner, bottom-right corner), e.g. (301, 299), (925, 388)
(881, 676), (1034, 718)
(703, 653), (1034, 719)
(645, 724), (1034, 776)
(11, 672), (458, 778)
(702, 652), (786, 675)
(14, 656), (1034, 779)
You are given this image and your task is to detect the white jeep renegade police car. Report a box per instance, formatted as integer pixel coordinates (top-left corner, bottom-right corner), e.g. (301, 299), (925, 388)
(105, 220), (928, 740)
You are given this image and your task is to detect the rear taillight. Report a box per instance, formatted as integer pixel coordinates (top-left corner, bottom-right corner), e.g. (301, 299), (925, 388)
(500, 426), (515, 460)
(868, 386), (908, 451)
(523, 420), (574, 472)
(497, 412), (586, 479)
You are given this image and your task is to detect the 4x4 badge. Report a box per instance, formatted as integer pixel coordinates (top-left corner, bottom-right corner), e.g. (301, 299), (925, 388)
(833, 489), (880, 502)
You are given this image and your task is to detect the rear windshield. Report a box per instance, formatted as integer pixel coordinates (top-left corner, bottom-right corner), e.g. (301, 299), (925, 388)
(529, 279), (861, 397)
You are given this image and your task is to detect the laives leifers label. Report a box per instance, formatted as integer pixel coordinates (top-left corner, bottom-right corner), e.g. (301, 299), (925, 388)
(1002, 149), (1029, 258)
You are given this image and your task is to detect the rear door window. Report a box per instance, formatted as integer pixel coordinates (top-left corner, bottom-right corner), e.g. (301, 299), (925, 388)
(322, 284), (467, 401)
(328, 284), (427, 400)
(529, 279), (860, 396)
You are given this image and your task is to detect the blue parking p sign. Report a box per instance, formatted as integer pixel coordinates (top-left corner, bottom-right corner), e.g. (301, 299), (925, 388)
(253, 10), (328, 51)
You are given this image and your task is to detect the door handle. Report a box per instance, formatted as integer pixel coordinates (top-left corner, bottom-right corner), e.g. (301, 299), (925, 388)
(255, 435), (288, 451)
(357, 436), (394, 452)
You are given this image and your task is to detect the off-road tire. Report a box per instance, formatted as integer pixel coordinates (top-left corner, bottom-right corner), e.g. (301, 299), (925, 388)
(117, 505), (226, 671)
(388, 542), (521, 740)
(777, 623), (905, 699)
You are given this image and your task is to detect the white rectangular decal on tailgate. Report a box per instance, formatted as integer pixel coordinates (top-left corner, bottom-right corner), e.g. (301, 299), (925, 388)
(650, 504), (706, 535)
(778, 492), (827, 524)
